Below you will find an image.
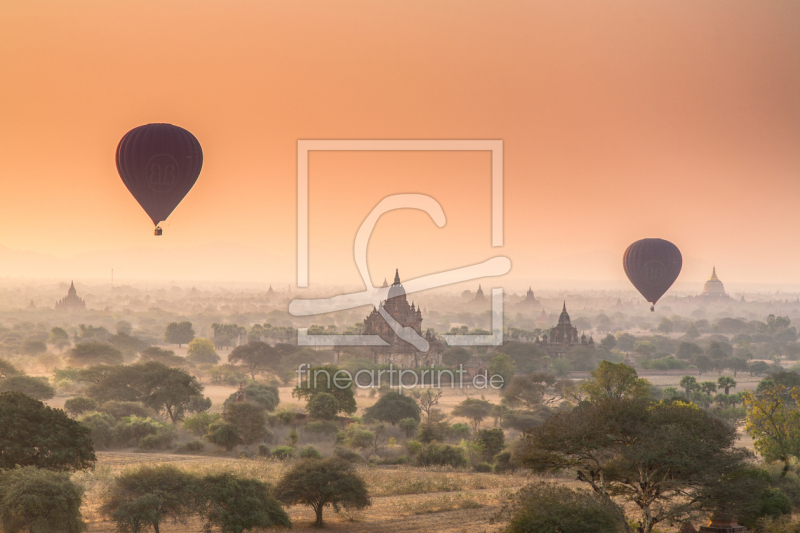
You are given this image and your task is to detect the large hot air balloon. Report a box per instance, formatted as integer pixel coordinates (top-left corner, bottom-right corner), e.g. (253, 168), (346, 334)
(116, 124), (203, 235)
(623, 238), (682, 311)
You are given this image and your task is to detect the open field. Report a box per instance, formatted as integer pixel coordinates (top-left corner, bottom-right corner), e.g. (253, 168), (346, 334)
(78, 452), (534, 533)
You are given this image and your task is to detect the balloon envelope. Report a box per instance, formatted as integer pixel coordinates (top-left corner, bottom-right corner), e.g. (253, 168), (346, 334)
(116, 124), (203, 227)
(623, 238), (682, 306)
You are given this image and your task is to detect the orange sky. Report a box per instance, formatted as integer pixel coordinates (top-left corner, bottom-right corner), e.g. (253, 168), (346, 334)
(0, 1), (799, 286)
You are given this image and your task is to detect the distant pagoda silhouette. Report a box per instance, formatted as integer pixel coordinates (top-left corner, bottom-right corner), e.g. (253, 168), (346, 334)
(55, 281), (86, 311)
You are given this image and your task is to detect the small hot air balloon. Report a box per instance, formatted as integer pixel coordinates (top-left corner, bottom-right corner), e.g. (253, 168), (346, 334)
(116, 124), (203, 235)
(623, 238), (682, 311)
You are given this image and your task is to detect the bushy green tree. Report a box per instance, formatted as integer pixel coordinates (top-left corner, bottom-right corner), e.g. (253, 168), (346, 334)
(139, 347), (185, 367)
(225, 382), (279, 412)
(0, 375), (55, 400)
(67, 342), (123, 367)
(164, 322), (194, 347)
(205, 422), (243, 451)
(64, 396), (97, 417)
(363, 391), (420, 425)
(475, 428), (505, 462)
(452, 397), (494, 431)
(488, 353), (516, 389)
(0, 466), (86, 533)
(47, 327), (71, 352)
(293, 365), (357, 415)
(0, 392), (95, 471)
(498, 482), (625, 533)
(307, 392), (338, 420)
(228, 342), (280, 379)
(223, 402), (268, 444)
(101, 464), (197, 533)
(275, 458), (370, 527)
(186, 338), (219, 364)
(199, 473), (290, 532)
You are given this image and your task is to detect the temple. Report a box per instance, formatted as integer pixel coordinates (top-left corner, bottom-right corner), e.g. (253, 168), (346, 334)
(359, 270), (443, 368)
(699, 267), (730, 300)
(534, 302), (593, 357)
(519, 286), (539, 307)
(55, 281), (86, 311)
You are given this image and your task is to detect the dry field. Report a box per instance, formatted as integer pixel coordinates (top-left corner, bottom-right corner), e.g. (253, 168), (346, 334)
(77, 451), (534, 533)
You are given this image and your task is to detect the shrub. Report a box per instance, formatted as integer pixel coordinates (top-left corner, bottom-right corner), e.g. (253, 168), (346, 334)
(300, 444), (322, 459)
(175, 440), (205, 453)
(113, 416), (168, 447)
(78, 411), (116, 449)
(399, 417), (419, 437)
(198, 473), (290, 531)
(138, 429), (176, 450)
(450, 422), (470, 440)
(0, 466), (86, 533)
(225, 382), (279, 412)
(182, 411), (222, 437)
(223, 402), (269, 444)
(341, 424), (375, 449)
(416, 442), (468, 468)
(493, 450), (517, 473)
(186, 338), (219, 364)
(304, 420), (339, 436)
(307, 391), (338, 420)
(501, 483), (626, 533)
(64, 396), (97, 417)
(272, 445), (295, 460)
(97, 401), (157, 420)
(258, 445), (271, 457)
(475, 428), (505, 462)
(406, 440), (423, 456)
(474, 462), (493, 473)
(334, 446), (363, 463)
(205, 422), (243, 451)
(362, 391), (421, 425)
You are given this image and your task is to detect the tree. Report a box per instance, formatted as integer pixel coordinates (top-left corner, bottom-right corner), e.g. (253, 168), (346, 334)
(399, 417), (419, 437)
(475, 427), (504, 462)
(363, 391), (421, 425)
(743, 384), (800, 462)
(293, 365), (357, 415)
(503, 373), (557, 409)
(228, 342), (280, 379)
(0, 392), (95, 471)
(718, 376), (737, 395)
(48, 327), (71, 352)
(701, 381), (718, 395)
(67, 342), (123, 367)
(518, 398), (755, 533)
(675, 342), (703, 361)
(64, 397), (98, 417)
(21, 339), (47, 356)
(442, 347), (471, 367)
(225, 382), (279, 412)
(135, 362), (204, 423)
(205, 422), (243, 451)
(101, 464), (196, 533)
(411, 388), (443, 418)
(0, 375), (55, 400)
(680, 375), (701, 397)
(600, 334), (617, 350)
(211, 323), (246, 350)
(275, 458), (371, 528)
(0, 359), (21, 378)
(307, 392), (338, 420)
(488, 354), (516, 389)
(186, 338), (219, 364)
(452, 397), (494, 431)
(0, 466), (86, 533)
(164, 322), (194, 347)
(498, 482), (625, 533)
(108, 332), (149, 362)
(139, 347), (185, 367)
(223, 402), (268, 445)
(581, 361), (650, 402)
(198, 473), (291, 532)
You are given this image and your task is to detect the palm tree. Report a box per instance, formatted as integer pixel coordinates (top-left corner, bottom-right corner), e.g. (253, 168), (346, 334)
(717, 376), (737, 395)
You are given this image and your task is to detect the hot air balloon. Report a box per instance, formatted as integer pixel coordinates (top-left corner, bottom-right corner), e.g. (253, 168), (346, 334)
(116, 124), (203, 235)
(623, 238), (682, 311)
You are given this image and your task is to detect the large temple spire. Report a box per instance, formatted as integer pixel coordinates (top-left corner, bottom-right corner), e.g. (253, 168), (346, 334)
(393, 269), (400, 285)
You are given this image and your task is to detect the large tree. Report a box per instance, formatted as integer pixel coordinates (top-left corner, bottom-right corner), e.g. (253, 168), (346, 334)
(0, 392), (95, 471)
(0, 466), (86, 533)
(47, 327), (71, 352)
(67, 342), (124, 367)
(519, 398), (755, 533)
(186, 338), (219, 364)
(164, 322), (194, 347)
(275, 457), (370, 527)
(581, 361), (650, 401)
(743, 383), (800, 462)
(452, 397), (494, 431)
(293, 365), (357, 415)
(503, 372), (557, 409)
(228, 341), (280, 379)
(101, 464), (197, 533)
(0, 375), (55, 400)
(363, 391), (420, 425)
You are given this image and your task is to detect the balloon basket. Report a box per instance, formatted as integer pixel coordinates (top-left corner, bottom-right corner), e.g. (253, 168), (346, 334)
(154, 226), (162, 236)
(650, 305), (654, 312)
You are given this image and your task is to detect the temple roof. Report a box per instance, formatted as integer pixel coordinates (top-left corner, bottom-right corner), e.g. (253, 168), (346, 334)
(702, 267), (726, 295)
(387, 269), (406, 300)
(558, 301), (571, 325)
